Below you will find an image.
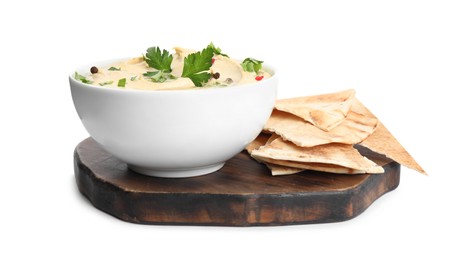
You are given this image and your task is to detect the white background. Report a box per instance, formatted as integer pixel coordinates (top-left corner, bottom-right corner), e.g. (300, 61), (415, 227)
(1, 0), (460, 259)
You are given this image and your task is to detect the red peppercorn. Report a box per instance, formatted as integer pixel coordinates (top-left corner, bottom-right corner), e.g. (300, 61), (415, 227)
(255, 75), (264, 81)
(211, 58), (215, 64)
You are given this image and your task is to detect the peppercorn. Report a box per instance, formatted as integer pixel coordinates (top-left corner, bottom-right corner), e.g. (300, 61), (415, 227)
(213, 72), (220, 79)
(255, 75), (264, 81)
(90, 66), (98, 74)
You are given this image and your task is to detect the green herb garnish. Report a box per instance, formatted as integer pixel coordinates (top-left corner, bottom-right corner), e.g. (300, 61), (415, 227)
(211, 81), (231, 87)
(144, 47), (173, 73)
(181, 46), (214, 87)
(143, 71), (176, 83)
(117, 78), (126, 87)
(99, 81), (114, 86)
(241, 58), (264, 73)
(130, 76), (137, 81)
(207, 42), (228, 57)
(74, 72), (93, 84)
(108, 67), (121, 71)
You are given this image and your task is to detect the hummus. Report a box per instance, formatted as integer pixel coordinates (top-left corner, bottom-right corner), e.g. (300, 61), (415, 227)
(79, 45), (272, 90)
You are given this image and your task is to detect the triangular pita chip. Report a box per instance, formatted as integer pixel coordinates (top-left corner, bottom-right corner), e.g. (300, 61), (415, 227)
(351, 98), (426, 174)
(360, 121), (426, 174)
(253, 157), (368, 174)
(264, 162), (305, 175)
(251, 137), (384, 174)
(246, 133), (305, 175)
(275, 89), (355, 131)
(264, 107), (378, 147)
(245, 133), (272, 153)
(267, 145), (394, 175)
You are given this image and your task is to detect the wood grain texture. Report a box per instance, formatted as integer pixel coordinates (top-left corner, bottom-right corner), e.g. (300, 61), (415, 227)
(74, 138), (400, 226)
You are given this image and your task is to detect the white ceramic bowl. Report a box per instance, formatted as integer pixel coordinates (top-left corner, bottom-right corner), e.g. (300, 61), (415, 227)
(70, 58), (277, 178)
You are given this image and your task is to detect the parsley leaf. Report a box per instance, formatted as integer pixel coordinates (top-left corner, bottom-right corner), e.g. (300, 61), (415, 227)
(144, 47), (173, 73)
(143, 71), (176, 83)
(74, 72), (93, 84)
(207, 42), (229, 57)
(241, 58), (264, 73)
(117, 78), (126, 87)
(181, 46), (214, 87)
(108, 67), (121, 71)
(99, 81), (113, 86)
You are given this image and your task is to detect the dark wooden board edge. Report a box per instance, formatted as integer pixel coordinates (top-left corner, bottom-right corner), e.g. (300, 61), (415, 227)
(74, 141), (400, 226)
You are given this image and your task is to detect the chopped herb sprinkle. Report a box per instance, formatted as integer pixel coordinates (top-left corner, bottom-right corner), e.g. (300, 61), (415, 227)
(99, 81), (113, 86)
(117, 78), (126, 87)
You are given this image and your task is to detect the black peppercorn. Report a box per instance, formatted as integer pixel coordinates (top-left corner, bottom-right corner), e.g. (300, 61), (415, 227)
(212, 72), (220, 79)
(90, 66), (98, 74)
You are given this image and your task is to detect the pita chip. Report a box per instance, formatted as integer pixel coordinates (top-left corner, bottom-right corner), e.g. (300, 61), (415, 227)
(254, 157), (368, 175)
(264, 162), (305, 175)
(246, 133), (305, 175)
(264, 108), (378, 147)
(360, 121), (426, 174)
(245, 133), (272, 153)
(275, 89), (356, 131)
(251, 137), (384, 174)
(350, 97), (426, 174)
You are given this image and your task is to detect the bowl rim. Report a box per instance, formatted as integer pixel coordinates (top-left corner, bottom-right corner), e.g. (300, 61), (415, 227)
(69, 57), (278, 94)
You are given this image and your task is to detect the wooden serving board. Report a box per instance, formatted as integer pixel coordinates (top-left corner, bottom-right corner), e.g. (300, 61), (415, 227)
(74, 138), (400, 226)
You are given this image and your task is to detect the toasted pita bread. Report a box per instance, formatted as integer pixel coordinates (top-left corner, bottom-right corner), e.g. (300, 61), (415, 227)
(360, 121), (426, 174)
(246, 133), (305, 175)
(350, 98), (426, 174)
(253, 157), (367, 174)
(245, 133), (272, 153)
(268, 145), (394, 175)
(251, 137), (384, 174)
(264, 162), (305, 175)
(248, 92), (424, 176)
(275, 89), (355, 131)
(264, 107), (378, 147)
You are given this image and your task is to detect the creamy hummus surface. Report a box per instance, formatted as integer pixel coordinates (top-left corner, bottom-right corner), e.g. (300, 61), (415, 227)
(77, 44), (271, 90)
